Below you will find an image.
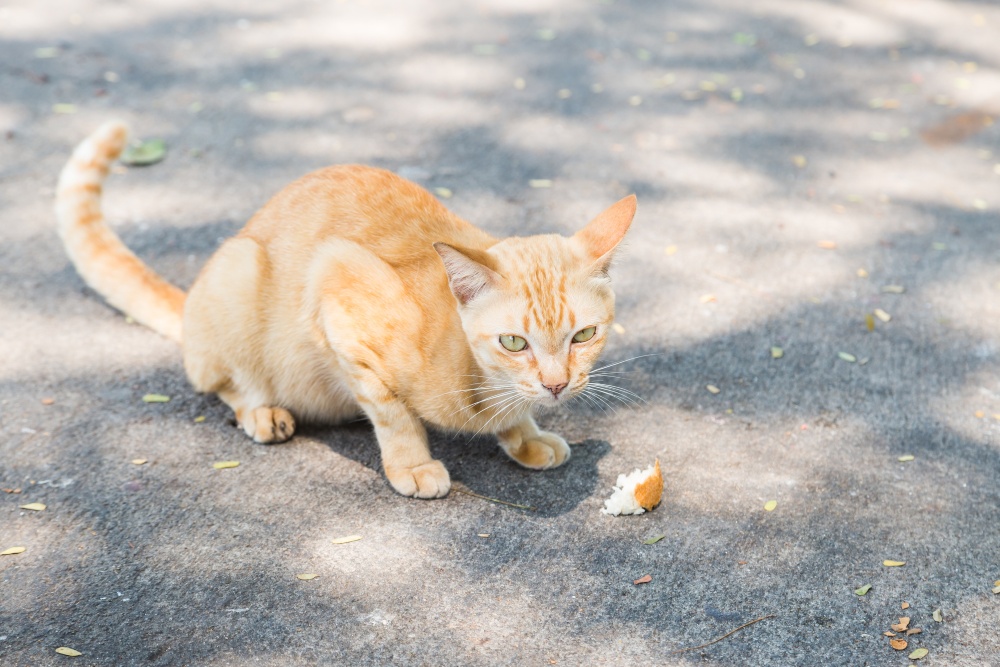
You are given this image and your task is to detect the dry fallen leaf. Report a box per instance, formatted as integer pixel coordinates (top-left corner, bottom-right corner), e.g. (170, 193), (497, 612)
(194, 416), (206, 423)
(898, 455), (915, 462)
(477, 533), (490, 538)
(20, 503), (46, 511)
(700, 293), (717, 304)
(331, 535), (362, 545)
(763, 500), (777, 512)
(433, 187), (453, 199)
(889, 638), (908, 650)
(529, 179), (553, 188)
(643, 535), (665, 545)
(891, 617), (911, 632)
(792, 155), (808, 168)
(865, 313), (875, 331)
(142, 394), (170, 403)
(817, 240), (837, 249)
(883, 631), (896, 637)
(838, 352), (857, 363)
(41, 397), (55, 405)
(296, 573), (319, 580)
(633, 574), (652, 585)
(55, 647), (82, 657)
(132, 459), (148, 465)
(855, 584), (872, 595)
(909, 647), (928, 660)
(874, 308), (891, 322)
(920, 111), (993, 146)
(882, 285), (905, 294)
(706, 384), (721, 394)
(932, 609), (943, 622)
(906, 628), (922, 636)
(884, 560), (906, 567)
(770, 346), (784, 359)
(1, 546), (27, 555)
(611, 323), (626, 335)
(212, 461), (240, 469)
(901, 601), (909, 610)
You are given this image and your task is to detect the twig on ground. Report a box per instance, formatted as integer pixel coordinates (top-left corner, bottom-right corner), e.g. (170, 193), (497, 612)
(668, 614), (776, 654)
(453, 486), (537, 511)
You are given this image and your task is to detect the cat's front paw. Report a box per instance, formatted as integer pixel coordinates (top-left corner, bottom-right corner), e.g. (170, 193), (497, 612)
(385, 460), (451, 499)
(503, 431), (571, 470)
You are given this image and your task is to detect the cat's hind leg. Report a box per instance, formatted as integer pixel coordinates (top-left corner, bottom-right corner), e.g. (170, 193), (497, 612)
(218, 388), (296, 444)
(184, 236), (295, 443)
(496, 414), (571, 469)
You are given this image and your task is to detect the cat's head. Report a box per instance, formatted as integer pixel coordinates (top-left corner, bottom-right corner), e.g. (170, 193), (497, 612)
(435, 195), (636, 407)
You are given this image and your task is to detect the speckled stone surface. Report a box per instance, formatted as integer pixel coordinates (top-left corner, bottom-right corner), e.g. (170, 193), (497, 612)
(2, 1), (999, 665)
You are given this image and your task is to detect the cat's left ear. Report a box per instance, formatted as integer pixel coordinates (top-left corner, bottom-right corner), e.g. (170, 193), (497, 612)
(572, 194), (637, 272)
(433, 242), (502, 306)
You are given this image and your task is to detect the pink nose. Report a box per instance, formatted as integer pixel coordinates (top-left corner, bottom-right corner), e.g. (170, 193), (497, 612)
(543, 382), (568, 398)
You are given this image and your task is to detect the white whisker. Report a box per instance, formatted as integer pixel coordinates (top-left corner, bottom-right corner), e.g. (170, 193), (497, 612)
(576, 391), (611, 416)
(462, 389), (521, 413)
(588, 382), (646, 404)
(590, 353), (662, 374)
(452, 389), (521, 424)
(460, 392), (525, 432)
(583, 388), (622, 415)
(587, 384), (643, 408)
(472, 395), (528, 439)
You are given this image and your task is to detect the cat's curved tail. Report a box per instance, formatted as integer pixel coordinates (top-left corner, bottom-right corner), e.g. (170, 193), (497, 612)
(56, 121), (185, 343)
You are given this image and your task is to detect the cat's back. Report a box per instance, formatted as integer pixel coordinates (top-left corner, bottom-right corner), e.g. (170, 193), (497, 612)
(239, 165), (495, 265)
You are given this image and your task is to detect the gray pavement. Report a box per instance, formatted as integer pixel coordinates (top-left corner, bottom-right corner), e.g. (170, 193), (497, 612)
(2, 1), (999, 665)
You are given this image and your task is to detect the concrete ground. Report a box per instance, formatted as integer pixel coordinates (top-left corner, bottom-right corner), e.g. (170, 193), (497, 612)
(2, 0), (999, 665)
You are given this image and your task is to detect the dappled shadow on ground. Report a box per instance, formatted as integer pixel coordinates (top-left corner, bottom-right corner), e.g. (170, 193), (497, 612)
(2, 0), (1000, 665)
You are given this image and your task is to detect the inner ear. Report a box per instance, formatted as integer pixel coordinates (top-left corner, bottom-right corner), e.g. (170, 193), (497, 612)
(433, 242), (501, 306)
(572, 194), (637, 271)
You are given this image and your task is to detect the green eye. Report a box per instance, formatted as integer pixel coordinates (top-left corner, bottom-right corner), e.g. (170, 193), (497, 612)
(573, 326), (597, 343)
(499, 335), (528, 352)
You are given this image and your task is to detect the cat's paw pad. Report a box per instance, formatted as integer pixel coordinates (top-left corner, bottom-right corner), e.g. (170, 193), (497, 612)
(244, 407), (296, 444)
(385, 460), (451, 499)
(505, 431), (571, 470)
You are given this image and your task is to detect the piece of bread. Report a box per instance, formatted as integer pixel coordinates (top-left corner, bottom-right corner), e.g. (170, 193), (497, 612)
(601, 460), (663, 516)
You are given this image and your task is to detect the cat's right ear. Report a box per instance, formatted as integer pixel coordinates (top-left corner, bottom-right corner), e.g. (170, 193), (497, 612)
(433, 243), (501, 306)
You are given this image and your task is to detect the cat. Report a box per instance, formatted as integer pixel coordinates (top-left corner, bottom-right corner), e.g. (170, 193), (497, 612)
(56, 121), (637, 498)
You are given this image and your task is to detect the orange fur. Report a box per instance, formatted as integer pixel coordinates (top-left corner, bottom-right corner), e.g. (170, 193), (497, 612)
(57, 122), (637, 498)
(56, 122), (185, 342)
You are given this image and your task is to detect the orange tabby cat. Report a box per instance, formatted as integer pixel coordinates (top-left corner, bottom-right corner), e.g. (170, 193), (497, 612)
(56, 122), (636, 498)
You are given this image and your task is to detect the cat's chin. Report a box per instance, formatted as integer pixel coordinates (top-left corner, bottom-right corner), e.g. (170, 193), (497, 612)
(539, 394), (568, 408)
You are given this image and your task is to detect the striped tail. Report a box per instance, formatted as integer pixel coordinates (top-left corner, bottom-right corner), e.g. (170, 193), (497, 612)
(55, 122), (185, 343)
